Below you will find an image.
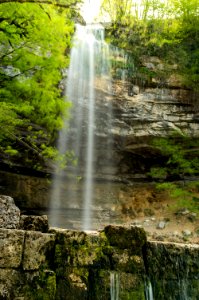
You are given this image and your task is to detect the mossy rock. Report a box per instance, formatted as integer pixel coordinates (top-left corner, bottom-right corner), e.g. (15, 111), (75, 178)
(54, 229), (110, 269)
(151, 279), (199, 300)
(56, 267), (88, 300)
(103, 225), (147, 253)
(23, 269), (56, 300)
(111, 249), (145, 274)
(113, 272), (145, 300)
(144, 241), (199, 280)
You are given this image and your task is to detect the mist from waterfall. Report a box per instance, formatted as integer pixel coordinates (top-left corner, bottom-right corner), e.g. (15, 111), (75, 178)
(49, 24), (112, 230)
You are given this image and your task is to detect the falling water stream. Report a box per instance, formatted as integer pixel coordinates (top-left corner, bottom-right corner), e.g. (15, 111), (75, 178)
(145, 280), (154, 300)
(50, 24), (112, 230)
(110, 272), (120, 300)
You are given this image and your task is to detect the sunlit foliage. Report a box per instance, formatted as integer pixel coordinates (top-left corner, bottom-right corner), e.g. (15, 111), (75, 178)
(101, 0), (199, 91)
(0, 2), (77, 169)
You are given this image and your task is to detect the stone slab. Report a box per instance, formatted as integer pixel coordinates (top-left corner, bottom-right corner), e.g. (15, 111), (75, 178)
(23, 231), (56, 270)
(0, 229), (24, 268)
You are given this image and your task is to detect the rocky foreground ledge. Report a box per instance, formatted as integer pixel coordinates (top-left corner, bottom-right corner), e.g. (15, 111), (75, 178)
(0, 195), (199, 299)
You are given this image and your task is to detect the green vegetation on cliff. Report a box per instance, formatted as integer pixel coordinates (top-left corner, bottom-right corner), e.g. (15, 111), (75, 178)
(149, 135), (199, 214)
(101, 0), (199, 91)
(101, 0), (199, 213)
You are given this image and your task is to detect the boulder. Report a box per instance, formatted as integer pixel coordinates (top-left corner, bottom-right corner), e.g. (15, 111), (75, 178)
(157, 221), (167, 229)
(104, 225), (147, 253)
(0, 195), (20, 229)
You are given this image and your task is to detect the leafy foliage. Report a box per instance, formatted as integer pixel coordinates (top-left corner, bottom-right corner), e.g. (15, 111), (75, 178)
(149, 135), (199, 180)
(101, 0), (199, 91)
(149, 135), (199, 213)
(0, 2), (77, 169)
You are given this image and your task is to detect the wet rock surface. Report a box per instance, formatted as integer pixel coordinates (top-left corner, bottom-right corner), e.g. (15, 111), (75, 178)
(144, 241), (199, 299)
(145, 241), (199, 280)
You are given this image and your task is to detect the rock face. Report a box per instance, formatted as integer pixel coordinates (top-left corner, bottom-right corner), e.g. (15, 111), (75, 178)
(0, 225), (147, 300)
(0, 220), (198, 300)
(144, 241), (199, 299)
(0, 61), (199, 217)
(1, 65), (199, 182)
(95, 79), (199, 180)
(0, 195), (20, 229)
(0, 171), (50, 209)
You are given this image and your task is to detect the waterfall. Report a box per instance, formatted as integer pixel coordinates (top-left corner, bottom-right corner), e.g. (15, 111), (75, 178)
(49, 24), (112, 230)
(145, 280), (154, 300)
(110, 272), (120, 300)
(178, 279), (189, 300)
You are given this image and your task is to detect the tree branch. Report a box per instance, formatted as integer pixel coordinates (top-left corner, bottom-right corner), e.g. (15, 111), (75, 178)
(3, 127), (56, 168)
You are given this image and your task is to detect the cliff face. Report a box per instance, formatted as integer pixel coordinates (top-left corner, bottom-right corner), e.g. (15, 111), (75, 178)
(65, 56), (199, 182)
(1, 56), (198, 182)
(144, 241), (199, 299)
(0, 59), (199, 228)
(93, 74), (199, 181)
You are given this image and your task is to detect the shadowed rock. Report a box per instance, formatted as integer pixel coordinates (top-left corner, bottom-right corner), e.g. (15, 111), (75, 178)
(19, 214), (49, 232)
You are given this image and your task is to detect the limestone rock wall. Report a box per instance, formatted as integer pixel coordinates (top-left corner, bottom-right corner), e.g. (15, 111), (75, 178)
(0, 171), (50, 209)
(1, 69), (199, 183)
(144, 241), (199, 299)
(0, 60), (199, 212)
(0, 224), (198, 300)
(94, 78), (199, 180)
(64, 75), (199, 181)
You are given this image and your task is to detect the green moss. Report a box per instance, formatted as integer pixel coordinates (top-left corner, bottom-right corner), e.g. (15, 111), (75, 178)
(120, 290), (145, 300)
(54, 244), (63, 262)
(54, 231), (112, 270)
(104, 225), (147, 254)
(151, 279), (199, 299)
(23, 269), (56, 300)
